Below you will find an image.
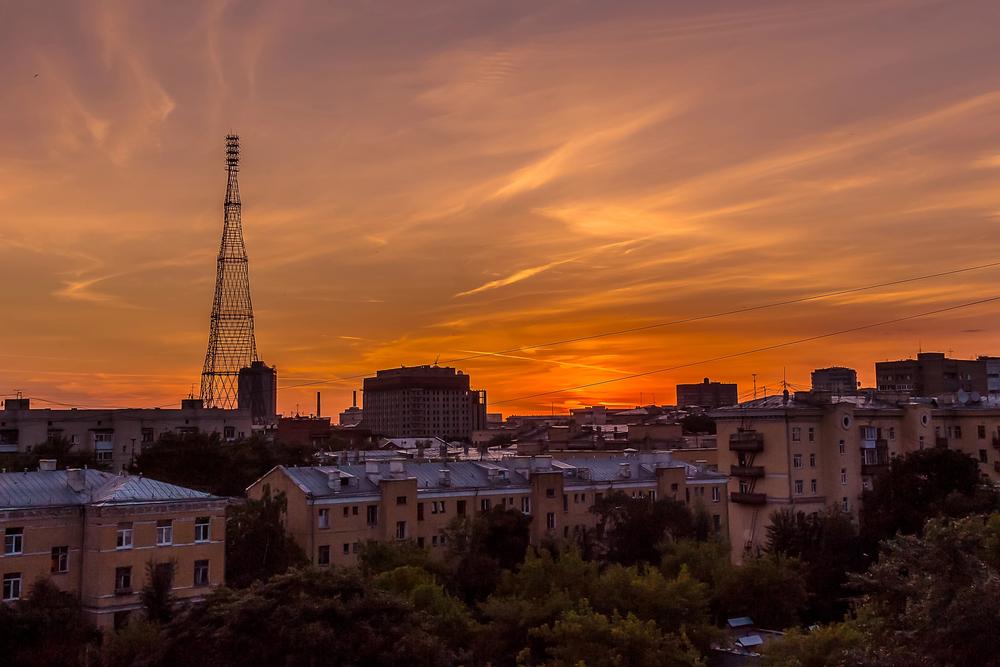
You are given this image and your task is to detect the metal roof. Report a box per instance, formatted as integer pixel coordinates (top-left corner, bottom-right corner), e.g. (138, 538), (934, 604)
(0, 470), (217, 510)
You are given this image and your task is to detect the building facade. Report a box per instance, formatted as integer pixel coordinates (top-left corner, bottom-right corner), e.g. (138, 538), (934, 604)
(0, 398), (252, 471)
(676, 378), (739, 409)
(237, 361), (278, 426)
(875, 352), (987, 396)
(714, 390), (1000, 562)
(362, 366), (487, 440)
(247, 453), (729, 568)
(810, 367), (858, 394)
(0, 466), (226, 629)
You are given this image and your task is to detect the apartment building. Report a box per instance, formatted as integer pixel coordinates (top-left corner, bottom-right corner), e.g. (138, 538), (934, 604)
(676, 378), (739, 409)
(362, 366), (487, 440)
(247, 453), (729, 568)
(0, 398), (252, 470)
(876, 352), (986, 395)
(714, 390), (1000, 561)
(810, 367), (858, 394)
(0, 465), (227, 629)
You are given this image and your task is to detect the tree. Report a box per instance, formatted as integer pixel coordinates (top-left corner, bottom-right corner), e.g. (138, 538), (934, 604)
(101, 618), (163, 667)
(524, 604), (705, 667)
(761, 624), (864, 667)
(680, 414), (716, 435)
(591, 492), (696, 565)
(0, 435), (99, 472)
(152, 568), (459, 667)
(141, 559), (177, 624)
(0, 577), (99, 667)
(225, 485), (308, 588)
(860, 447), (998, 548)
(443, 506), (531, 601)
(715, 556), (808, 629)
(358, 539), (433, 576)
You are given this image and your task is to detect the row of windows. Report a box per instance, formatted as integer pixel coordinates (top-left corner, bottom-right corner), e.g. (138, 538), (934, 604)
(115, 518), (211, 550)
(1, 559), (212, 602)
(113, 560), (210, 595)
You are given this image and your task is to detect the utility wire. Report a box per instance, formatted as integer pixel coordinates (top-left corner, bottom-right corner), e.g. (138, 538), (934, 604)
(489, 294), (1000, 406)
(275, 260), (1000, 392)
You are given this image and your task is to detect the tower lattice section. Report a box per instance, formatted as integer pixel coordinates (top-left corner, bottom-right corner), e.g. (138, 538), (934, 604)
(200, 134), (258, 409)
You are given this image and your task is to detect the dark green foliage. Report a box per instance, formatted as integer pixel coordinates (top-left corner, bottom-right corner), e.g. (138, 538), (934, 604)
(225, 485), (308, 588)
(358, 538), (433, 576)
(714, 555), (809, 629)
(860, 447), (999, 547)
(591, 491), (696, 565)
(133, 432), (312, 496)
(443, 505), (531, 601)
(680, 413), (716, 435)
(0, 435), (103, 472)
(0, 577), (98, 667)
(153, 568), (461, 667)
(141, 559), (176, 624)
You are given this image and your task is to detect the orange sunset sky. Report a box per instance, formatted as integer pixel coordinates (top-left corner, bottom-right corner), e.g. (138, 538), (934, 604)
(2, 0), (1000, 417)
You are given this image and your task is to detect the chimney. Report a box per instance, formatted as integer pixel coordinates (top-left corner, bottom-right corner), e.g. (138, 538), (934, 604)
(326, 469), (341, 492)
(38, 459), (57, 472)
(488, 468), (499, 483)
(439, 469), (451, 487)
(389, 459), (405, 478)
(531, 455), (553, 472)
(352, 390), (357, 408)
(618, 462), (632, 479)
(316, 392), (322, 418)
(66, 468), (85, 492)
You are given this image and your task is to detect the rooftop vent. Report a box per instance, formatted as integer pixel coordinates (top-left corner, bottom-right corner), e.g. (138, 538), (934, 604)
(38, 459), (57, 472)
(618, 462), (632, 479)
(326, 469), (342, 492)
(389, 459), (405, 478)
(66, 468), (85, 492)
(439, 469), (451, 487)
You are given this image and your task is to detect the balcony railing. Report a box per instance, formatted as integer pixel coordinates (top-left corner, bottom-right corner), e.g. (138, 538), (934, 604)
(730, 491), (767, 505)
(730, 465), (765, 478)
(729, 430), (764, 452)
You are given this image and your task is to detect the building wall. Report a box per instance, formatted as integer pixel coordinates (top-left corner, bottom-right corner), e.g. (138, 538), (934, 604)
(876, 353), (987, 396)
(676, 380), (739, 408)
(362, 366), (487, 439)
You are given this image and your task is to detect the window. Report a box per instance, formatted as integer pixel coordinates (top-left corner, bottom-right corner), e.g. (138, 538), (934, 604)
(317, 546), (330, 567)
(810, 479), (817, 494)
(352, 506), (359, 516)
(809, 453), (816, 467)
(919, 436), (925, 450)
(545, 488), (555, 498)
(223, 426), (235, 440)
(195, 517), (210, 543)
(431, 500), (444, 514)
(417, 537), (425, 548)
(156, 519), (173, 546)
(141, 428), (154, 444)
(395, 521), (407, 540)
(116, 523), (133, 549)
(352, 542), (360, 554)
(980, 449), (988, 463)
(842, 497), (849, 513)
(4, 528), (23, 555)
(979, 425), (987, 439)
(114, 566), (132, 594)
(2, 573), (21, 601)
(51, 546), (69, 573)
(318, 508), (330, 529)
(546, 512), (556, 529)
(808, 427), (815, 442)
(955, 426), (963, 439)
(417, 503), (425, 521)
(794, 480), (803, 495)
(343, 543), (350, 555)
(711, 487), (720, 503)
(838, 440), (845, 455)
(793, 454), (802, 469)
(670, 483), (679, 493)
(457, 500), (467, 516)
(889, 427), (896, 440)
(791, 427), (801, 442)
(396, 496), (407, 506)
(366, 506), (379, 526)
(194, 559), (210, 585)
(96, 450), (112, 463)
(431, 535), (438, 547)
(841, 468), (848, 485)
(342, 506), (349, 518)
(480, 498), (491, 512)
(562, 494), (568, 511)
(520, 496), (531, 514)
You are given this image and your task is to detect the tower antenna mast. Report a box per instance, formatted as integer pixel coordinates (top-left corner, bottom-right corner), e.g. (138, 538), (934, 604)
(200, 134), (258, 408)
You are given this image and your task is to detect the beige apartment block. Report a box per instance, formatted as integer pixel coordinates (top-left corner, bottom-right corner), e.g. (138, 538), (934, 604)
(714, 390), (1000, 562)
(247, 453), (729, 568)
(0, 466), (227, 629)
(0, 398), (252, 471)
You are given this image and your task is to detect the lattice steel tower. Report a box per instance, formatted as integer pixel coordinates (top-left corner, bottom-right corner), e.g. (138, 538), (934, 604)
(200, 134), (258, 409)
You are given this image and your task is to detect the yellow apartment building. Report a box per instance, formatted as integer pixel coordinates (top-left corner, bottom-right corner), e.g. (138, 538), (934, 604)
(0, 464), (227, 629)
(714, 391), (1000, 562)
(247, 453), (729, 568)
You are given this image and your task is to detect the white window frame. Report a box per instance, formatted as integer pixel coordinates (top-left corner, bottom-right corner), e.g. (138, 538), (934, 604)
(794, 480), (803, 495)
(195, 517), (211, 543)
(4, 528), (23, 555)
(194, 559), (210, 585)
(156, 520), (173, 546)
(2, 573), (21, 601)
(116, 524), (133, 550)
(318, 508), (330, 529)
(711, 487), (720, 503)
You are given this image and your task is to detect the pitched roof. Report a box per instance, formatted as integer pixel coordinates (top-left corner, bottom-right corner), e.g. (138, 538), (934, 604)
(0, 470), (218, 510)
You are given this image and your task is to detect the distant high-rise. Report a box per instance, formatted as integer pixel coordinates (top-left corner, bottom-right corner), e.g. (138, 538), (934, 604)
(811, 367), (858, 394)
(200, 134), (259, 409)
(676, 378), (738, 408)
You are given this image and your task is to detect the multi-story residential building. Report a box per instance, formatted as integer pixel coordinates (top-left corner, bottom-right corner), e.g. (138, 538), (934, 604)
(875, 352), (986, 396)
(979, 356), (1000, 398)
(247, 453), (729, 568)
(676, 378), (739, 409)
(362, 366), (487, 440)
(0, 398), (252, 470)
(0, 465), (226, 629)
(714, 390), (1000, 562)
(810, 367), (858, 394)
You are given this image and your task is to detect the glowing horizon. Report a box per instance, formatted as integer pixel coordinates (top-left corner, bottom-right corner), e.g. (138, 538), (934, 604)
(2, 1), (1000, 417)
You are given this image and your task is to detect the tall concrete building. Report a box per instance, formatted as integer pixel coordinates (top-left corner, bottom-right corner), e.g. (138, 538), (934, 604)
(0, 398), (251, 470)
(238, 361), (278, 426)
(362, 366), (486, 440)
(810, 367), (858, 394)
(876, 352), (986, 396)
(676, 378), (738, 408)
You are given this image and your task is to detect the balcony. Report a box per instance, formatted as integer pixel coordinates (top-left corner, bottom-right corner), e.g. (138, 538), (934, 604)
(729, 430), (764, 452)
(730, 491), (767, 505)
(730, 465), (765, 478)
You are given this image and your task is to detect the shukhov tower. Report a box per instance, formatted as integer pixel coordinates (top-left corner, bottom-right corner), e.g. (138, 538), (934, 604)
(200, 134), (258, 409)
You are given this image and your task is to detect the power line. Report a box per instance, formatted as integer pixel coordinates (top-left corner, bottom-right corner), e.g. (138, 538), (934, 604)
(489, 294), (1000, 406)
(274, 260), (1000, 392)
